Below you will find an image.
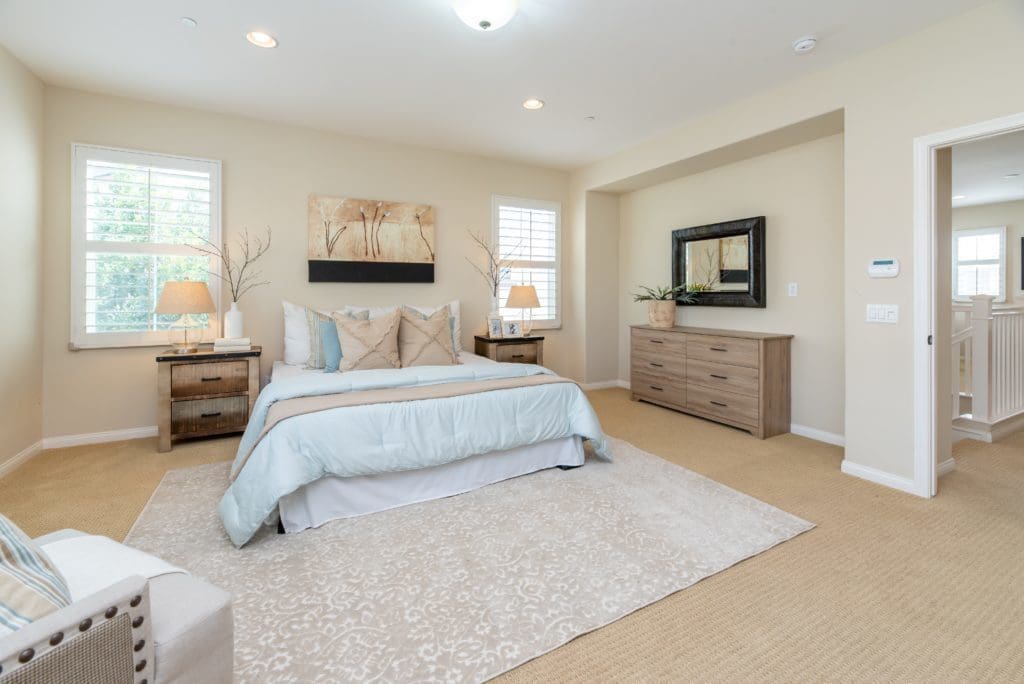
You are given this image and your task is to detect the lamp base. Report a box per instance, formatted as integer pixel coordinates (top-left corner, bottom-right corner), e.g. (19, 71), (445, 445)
(172, 343), (199, 354)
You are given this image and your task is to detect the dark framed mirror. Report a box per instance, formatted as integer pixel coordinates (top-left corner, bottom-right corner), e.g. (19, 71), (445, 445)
(671, 216), (766, 308)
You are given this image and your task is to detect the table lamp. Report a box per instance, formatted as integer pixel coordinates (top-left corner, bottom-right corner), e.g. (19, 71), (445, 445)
(155, 280), (217, 353)
(505, 284), (540, 336)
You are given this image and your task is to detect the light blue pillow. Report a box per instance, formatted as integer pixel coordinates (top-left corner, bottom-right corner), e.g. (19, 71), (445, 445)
(320, 320), (343, 373)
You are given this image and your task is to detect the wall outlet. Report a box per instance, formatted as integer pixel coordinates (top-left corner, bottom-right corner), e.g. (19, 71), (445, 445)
(866, 304), (899, 324)
(788, 282), (798, 297)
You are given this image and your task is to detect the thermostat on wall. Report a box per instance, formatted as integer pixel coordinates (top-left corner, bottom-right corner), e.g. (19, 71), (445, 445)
(868, 258), (900, 278)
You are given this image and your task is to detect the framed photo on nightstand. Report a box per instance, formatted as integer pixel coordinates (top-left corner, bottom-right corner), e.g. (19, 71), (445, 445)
(503, 321), (522, 338)
(487, 316), (504, 339)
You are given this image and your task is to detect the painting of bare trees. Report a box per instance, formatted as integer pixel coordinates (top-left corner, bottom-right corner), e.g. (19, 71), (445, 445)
(307, 195), (435, 283)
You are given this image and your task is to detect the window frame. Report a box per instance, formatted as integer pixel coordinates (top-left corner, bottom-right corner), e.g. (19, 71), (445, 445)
(491, 194), (562, 330)
(70, 143), (223, 350)
(952, 225), (1006, 304)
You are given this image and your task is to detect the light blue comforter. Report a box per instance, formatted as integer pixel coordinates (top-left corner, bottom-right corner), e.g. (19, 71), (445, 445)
(219, 363), (610, 546)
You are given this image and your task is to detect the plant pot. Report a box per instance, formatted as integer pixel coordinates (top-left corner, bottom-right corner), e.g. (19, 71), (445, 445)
(225, 302), (244, 339)
(648, 300), (676, 328)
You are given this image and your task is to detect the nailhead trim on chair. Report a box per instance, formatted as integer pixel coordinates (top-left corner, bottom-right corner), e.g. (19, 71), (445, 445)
(18, 648), (34, 663)
(130, 595), (142, 607)
(105, 606), (118, 619)
(49, 631), (64, 646)
(134, 639), (145, 652)
(135, 658), (147, 672)
(79, 617), (92, 631)
(132, 616), (144, 628)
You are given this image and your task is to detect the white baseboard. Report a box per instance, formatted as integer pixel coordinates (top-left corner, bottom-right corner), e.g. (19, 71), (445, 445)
(790, 424), (846, 447)
(840, 459), (919, 496)
(0, 440), (43, 479)
(936, 457), (956, 477)
(42, 426), (158, 450)
(581, 380), (630, 391)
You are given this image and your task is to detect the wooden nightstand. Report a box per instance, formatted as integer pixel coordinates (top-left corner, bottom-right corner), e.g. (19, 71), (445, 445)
(474, 335), (544, 365)
(156, 346), (261, 452)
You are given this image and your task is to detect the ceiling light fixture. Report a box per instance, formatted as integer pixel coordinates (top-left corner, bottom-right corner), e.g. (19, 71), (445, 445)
(1005, 172), (1021, 179)
(522, 98), (545, 110)
(180, 17), (198, 29)
(452, 0), (518, 31)
(246, 30), (278, 48)
(792, 36), (817, 54)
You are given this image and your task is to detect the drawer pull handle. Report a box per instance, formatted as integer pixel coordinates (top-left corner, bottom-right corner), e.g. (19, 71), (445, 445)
(650, 339), (664, 344)
(649, 385), (664, 391)
(710, 374), (728, 380)
(650, 362), (664, 368)
(709, 347), (728, 352)
(511, 354), (525, 359)
(710, 401), (728, 407)
(201, 412), (222, 418)
(201, 376), (222, 382)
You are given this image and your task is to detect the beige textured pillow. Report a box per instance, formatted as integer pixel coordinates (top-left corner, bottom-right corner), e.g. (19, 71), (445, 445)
(399, 306), (458, 367)
(333, 308), (401, 371)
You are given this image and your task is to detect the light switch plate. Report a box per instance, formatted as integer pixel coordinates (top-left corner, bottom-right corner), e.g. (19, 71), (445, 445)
(866, 304), (899, 324)
(788, 282), (798, 297)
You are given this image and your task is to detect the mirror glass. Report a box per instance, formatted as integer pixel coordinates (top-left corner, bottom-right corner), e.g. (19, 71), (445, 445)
(683, 235), (750, 293)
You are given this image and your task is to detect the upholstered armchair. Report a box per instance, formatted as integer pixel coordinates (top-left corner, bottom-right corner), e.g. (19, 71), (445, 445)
(0, 530), (232, 684)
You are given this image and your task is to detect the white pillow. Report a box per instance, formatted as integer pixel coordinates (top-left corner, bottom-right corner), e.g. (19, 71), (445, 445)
(282, 301), (328, 366)
(343, 301), (462, 353)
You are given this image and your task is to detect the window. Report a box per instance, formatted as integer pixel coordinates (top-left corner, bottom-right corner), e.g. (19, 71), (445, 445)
(493, 196), (561, 328)
(71, 145), (222, 349)
(953, 226), (1006, 303)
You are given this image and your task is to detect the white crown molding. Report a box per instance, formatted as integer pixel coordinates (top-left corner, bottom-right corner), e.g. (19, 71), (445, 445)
(840, 459), (918, 496)
(42, 426), (158, 450)
(0, 440), (43, 479)
(790, 424), (845, 447)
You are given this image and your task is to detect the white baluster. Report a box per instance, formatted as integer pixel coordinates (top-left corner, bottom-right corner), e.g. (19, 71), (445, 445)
(970, 295), (995, 423)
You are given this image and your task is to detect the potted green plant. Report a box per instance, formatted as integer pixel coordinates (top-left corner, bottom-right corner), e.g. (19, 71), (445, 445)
(632, 285), (695, 328)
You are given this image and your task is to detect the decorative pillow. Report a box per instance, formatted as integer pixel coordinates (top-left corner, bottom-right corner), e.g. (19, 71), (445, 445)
(320, 320), (344, 373)
(333, 309), (402, 371)
(344, 300), (462, 353)
(399, 306), (458, 368)
(306, 308), (369, 369)
(0, 514), (71, 635)
(282, 301), (313, 366)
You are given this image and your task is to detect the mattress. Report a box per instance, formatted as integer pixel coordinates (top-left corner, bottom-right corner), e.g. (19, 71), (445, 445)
(270, 351), (495, 382)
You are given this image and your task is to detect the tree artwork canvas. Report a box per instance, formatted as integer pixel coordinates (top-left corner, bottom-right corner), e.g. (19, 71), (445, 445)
(307, 195), (435, 282)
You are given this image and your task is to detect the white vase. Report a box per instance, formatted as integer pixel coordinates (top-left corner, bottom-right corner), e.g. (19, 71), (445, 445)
(224, 302), (244, 339)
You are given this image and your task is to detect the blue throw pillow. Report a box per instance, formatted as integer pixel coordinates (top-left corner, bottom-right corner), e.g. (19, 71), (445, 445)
(320, 320), (343, 373)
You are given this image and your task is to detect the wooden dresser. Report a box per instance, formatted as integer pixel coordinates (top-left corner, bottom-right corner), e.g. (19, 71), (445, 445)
(156, 346), (261, 452)
(630, 325), (792, 439)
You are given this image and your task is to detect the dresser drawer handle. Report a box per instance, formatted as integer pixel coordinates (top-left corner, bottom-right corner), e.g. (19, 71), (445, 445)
(650, 339), (664, 344)
(201, 412), (222, 418)
(710, 400), (728, 407)
(709, 347), (728, 352)
(649, 385), (664, 391)
(511, 354), (526, 359)
(709, 374), (728, 380)
(201, 376), (222, 382)
(649, 362), (664, 368)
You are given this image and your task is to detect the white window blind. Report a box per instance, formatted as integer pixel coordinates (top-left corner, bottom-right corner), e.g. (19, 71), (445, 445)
(493, 196), (561, 328)
(953, 226), (1006, 303)
(71, 144), (222, 349)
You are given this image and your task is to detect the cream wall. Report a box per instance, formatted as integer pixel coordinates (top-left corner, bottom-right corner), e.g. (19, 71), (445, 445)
(952, 199), (1024, 303)
(618, 134), (846, 437)
(574, 0), (1024, 482)
(41, 87), (572, 438)
(0, 46), (44, 465)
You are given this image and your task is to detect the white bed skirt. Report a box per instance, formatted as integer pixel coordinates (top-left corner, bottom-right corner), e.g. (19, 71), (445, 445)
(278, 436), (584, 534)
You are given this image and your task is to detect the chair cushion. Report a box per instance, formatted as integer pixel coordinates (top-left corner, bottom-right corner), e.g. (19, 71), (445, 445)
(333, 309), (402, 371)
(0, 514), (71, 635)
(148, 572), (234, 683)
(399, 306), (458, 367)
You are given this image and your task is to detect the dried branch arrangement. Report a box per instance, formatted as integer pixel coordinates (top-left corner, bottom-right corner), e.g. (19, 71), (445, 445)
(192, 226), (272, 303)
(467, 230), (517, 298)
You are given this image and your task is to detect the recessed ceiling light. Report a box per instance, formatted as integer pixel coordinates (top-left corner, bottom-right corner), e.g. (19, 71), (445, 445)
(180, 17), (198, 29)
(246, 30), (278, 48)
(953, 195), (966, 200)
(452, 0), (518, 31)
(792, 36), (817, 54)
(522, 98), (545, 110)
(583, 115), (597, 122)
(1005, 173), (1021, 179)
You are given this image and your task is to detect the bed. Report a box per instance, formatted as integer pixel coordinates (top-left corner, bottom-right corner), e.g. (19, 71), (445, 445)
(219, 351), (610, 547)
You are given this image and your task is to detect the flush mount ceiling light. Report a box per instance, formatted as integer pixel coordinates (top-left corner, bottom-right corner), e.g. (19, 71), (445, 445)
(792, 36), (817, 54)
(452, 0), (518, 31)
(180, 17), (198, 29)
(522, 98), (545, 110)
(246, 30), (278, 48)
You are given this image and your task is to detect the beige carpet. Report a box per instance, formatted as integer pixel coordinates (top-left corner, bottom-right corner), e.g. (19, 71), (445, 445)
(3, 388), (1024, 680)
(123, 437), (810, 682)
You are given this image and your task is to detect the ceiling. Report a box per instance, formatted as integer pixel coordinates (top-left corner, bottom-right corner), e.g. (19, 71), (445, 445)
(953, 130), (1024, 208)
(0, 0), (988, 169)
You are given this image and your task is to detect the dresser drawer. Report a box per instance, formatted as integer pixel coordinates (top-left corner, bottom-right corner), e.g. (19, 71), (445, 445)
(632, 328), (685, 361)
(631, 370), (685, 406)
(687, 335), (759, 368)
(171, 396), (248, 435)
(687, 384), (758, 427)
(631, 347), (685, 378)
(686, 358), (759, 397)
(171, 361), (249, 398)
(496, 343), (538, 364)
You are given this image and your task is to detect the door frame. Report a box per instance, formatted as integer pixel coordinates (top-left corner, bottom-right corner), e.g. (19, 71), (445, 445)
(912, 111), (1024, 497)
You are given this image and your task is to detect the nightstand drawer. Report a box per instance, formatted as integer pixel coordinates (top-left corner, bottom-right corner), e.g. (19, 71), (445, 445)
(496, 343), (538, 364)
(171, 361), (249, 398)
(171, 396), (248, 435)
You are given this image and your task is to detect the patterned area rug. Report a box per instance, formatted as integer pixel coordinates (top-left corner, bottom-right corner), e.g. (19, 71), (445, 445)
(126, 437), (812, 682)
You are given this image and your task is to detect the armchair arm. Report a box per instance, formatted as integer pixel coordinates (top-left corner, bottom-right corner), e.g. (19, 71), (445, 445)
(0, 575), (154, 684)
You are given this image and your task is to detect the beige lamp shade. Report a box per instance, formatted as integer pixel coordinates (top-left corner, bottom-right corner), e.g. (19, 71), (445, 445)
(155, 281), (216, 315)
(505, 285), (540, 309)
